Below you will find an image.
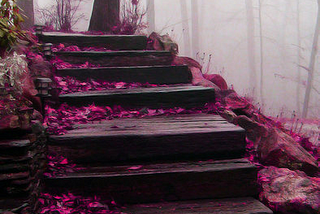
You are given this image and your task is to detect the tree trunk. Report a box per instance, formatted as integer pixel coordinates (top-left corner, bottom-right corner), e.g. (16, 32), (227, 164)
(180, 0), (191, 56)
(146, 0), (155, 34)
(296, 0), (301, 114)
(245, 0), (257, 98)
(16, 0), (34, 29)
(191, 0), (200, 59)
(258, 0), (265, 109)
(89, 0), (120, 32)
(302, 0), (320, 118)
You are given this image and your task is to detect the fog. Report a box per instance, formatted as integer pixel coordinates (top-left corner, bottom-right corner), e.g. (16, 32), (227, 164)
(35, 0), (320, 118)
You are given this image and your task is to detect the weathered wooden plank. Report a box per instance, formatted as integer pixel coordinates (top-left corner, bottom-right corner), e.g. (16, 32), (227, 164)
(45, 159), (257, 204)
(49, 114), (245, 164)
(56, 65), (192, 84)
(123, 197), (273, 214)
(59, 85), (215, 109)
(39, 32), (147, 50)
(55, 51), (174, 67)
(0, 139), (32, 157)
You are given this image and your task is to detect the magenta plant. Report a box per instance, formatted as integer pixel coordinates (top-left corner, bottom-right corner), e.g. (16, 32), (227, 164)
(112, 0), (147, 35)
(36, 0), (86, 32)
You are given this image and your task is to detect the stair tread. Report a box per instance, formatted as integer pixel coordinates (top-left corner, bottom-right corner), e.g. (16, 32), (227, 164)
(60, 85), (212, 97)
(56, 50), (171, 56)
(123, 197), (273, 214)
(40, 32), (147, 50)
(58, 85), (215, 108)
(50, 114), (243, 137)
(56, 65), (191, 84)
(0, 139), (31, 149)
(54, 50), (174, 67)
(45, 158), (258, 203)
(49, 114), (245, 163)
(43, 32), (147, 38)
(47, 158), (254, 178)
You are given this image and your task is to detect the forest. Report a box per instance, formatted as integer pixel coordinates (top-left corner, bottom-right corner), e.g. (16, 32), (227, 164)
(33, 0), (320, 119)
(0, 0), (320, 214)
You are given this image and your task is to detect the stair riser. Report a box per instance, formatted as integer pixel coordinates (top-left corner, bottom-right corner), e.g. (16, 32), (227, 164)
(39, 34), (147, 50)
(49, 131), (246, 164)
(45, 167), (257, 204)
(59, 89), (215, 108)
(55, 52), (174, 67)
(56, 66), (192, 85)
(124, 198), (273, 214)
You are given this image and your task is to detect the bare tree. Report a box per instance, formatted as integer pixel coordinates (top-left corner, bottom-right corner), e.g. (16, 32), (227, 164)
(180, 0), (191, 56)
(258, 0), (265, 108)
(146, 0), (155, 34)
(89, 0), (119, 32)
(302, 0), (320, 118)
(37, 0), (87, 31)
(191, 0), (200, 59)
(296, 0), (302, 114)
(245, 0), (257, 97)
(16, 0), (34, 29)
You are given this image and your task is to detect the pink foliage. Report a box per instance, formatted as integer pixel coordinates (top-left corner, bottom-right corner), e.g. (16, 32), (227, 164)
(55, 76), (166, 94)
(52, 43), (113, 52)
(38, 192), (119, 214)
(44, 103), (218, 135)
(44, 154), (81, 177)
(51, 57), (99, 69)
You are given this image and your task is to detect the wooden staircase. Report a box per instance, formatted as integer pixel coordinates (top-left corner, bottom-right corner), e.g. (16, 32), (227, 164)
(41, 32), (273, 214)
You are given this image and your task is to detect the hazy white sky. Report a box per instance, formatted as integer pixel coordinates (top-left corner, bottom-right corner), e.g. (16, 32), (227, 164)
(34, 0), (320, 118)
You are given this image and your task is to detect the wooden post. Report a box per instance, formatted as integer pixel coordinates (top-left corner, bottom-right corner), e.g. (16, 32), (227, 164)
(89, 0), (120, 32)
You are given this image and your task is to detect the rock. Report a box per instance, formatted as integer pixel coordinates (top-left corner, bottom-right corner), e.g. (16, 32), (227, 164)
(258, 166), (320, 214)
(203, 73), (228, 90)
(258, 128), (319, 175)
(228, 114), (319, 175)
(233, 115), (269, 148)
(190, 67), (221, 90)
(147, 32), (179, 54)
(172, 56), (221, 90)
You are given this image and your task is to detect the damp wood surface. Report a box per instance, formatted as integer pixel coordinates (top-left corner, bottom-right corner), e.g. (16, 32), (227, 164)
(123, 197), (273, 214)
(56, 65), (191, 84)
(59, 85), (215, 108)
(55, 50), (174, 67)
(45, 159), (258, 204)
(40, 32), (147, 50)
(49, 114), (245, 164)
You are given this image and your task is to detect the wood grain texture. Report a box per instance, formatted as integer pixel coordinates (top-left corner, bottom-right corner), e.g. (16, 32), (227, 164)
(59, 85), (215, 109)
(45, 159), (258, 204)
(123, 197), (273, 214)
(56, 65), (192, 84)
(49, 114), (245, 164)
(40, 33), (147, 50)
(55, 51), (174, 67)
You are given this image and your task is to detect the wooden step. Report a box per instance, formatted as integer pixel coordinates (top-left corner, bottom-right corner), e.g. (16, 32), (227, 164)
(49, 114), (245, 164)
(0, 197), (29, 213)
(56, 65), (191, 85)
(54, 51), (174, 67)
(123, 197), (273, 214)
(44, 159), (258, 204)
(59, 85), (215, 109)
(0, 139), (31, 157)
(39, 32), (147, 50)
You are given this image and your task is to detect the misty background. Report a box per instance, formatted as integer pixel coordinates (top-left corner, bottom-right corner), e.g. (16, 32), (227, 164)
(34, 0), (320, 119)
